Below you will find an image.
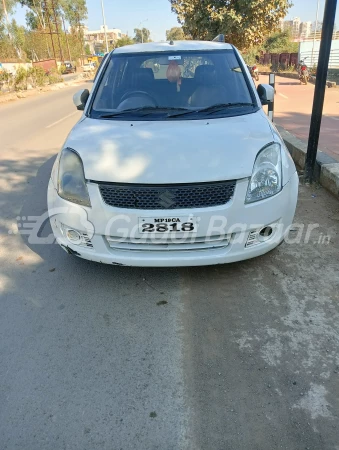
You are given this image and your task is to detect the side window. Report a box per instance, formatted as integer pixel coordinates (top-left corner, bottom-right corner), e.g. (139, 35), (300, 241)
(93, 53), (108, 83)
(93, 57), (126, 109)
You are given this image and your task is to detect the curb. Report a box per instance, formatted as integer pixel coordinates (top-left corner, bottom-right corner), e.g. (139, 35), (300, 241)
(261, 71), (337, 88)
(276, 125), (339, 199)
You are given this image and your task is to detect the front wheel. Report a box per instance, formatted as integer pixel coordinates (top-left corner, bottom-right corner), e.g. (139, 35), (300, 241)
(255, 73), (259, 81)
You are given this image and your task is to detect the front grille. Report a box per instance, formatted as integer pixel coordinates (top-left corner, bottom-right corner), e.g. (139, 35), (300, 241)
(106, 234), (231, 252)
(98, 181), (236, 210)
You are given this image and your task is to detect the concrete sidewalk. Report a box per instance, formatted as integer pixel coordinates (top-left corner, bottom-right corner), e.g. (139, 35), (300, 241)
(277, 125), (339, 200)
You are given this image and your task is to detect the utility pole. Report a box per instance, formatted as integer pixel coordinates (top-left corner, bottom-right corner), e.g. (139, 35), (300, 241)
(304, 0), (338, 183)
(51, 0), (64, 62)
(100, 0), (109, 53)
(44, 1), (57, 61)
(62, 15), (72, 62)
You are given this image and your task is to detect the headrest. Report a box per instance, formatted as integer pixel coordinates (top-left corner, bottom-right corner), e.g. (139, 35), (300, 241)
(132, 68), (154, 86)
(194, 65), (216, 85)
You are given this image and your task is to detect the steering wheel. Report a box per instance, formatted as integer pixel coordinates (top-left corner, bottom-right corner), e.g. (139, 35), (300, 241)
(120, 90), (158, 106)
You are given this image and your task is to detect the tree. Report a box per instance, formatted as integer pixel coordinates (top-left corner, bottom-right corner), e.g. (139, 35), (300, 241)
(264, 30), (298, 54)
(0, 24), (18, 60)
(84, 43), (91, 55)
(0, 0), (16, 22)
(166, 26), (185, 41)
(19, 0), (48, 29)
(9, 19), (26, 58)
(169, 0), (292, 50)
(18, 0), (88, 61)
(1, 0), (24, 59)
(134, 27), (151, 43)
(114, 35), (134, 48)
(60, 0), (87, 28)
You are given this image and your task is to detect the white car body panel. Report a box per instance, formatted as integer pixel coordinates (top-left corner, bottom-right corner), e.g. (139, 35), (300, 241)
(66, 110), (274, 184)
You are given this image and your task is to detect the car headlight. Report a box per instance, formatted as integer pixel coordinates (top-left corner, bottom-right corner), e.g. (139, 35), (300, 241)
(246, 143), (282, 204)
(57, 148), (91, 207)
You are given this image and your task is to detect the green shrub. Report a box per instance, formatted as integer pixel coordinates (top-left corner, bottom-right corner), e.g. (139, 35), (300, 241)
(0, 69), (13, 85)
(34, 66), (46, 86)
(14, 66), (28, 90)
(242, 46), (262, 65)
(60, 64), (67, 74)
(27, 66), (46, 87)
(48, 67), (63, 84)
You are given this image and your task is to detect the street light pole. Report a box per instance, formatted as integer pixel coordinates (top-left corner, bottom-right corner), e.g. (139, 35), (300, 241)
(304, 0), (338, 183)
(100, 0), (109, 53)
(139, 19), (148, 43)
(311, 0), (321, 66)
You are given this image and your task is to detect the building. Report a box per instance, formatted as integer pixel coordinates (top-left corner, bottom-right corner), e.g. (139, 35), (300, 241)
(279, 18), (285, 32)
(292, 17), (301, 38)
(281, 18), (300, 37)
(300, 21), (312, 39)
(83, 26), (127, 54)
(280, 18), (315, 40)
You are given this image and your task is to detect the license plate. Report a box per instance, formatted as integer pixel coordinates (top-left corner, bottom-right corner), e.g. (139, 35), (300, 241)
(139, 216), (198, 234)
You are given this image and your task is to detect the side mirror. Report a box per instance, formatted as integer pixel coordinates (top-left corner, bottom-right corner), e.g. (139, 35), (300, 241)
(257, 84), (274, 106)
(73, 89), (89, 111)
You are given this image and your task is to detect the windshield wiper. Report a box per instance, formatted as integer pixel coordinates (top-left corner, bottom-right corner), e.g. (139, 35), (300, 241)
(99, 106), (189, 119)
(199, 103), (257, 113)
(168, 102), (257, 118)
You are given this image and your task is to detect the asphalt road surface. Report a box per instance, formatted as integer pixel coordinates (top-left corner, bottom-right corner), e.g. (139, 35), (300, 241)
(1, 85), (339, 450)
(270, 75), (339, 161)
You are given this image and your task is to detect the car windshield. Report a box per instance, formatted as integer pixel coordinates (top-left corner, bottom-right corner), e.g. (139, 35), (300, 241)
(90, 49), (257, 120)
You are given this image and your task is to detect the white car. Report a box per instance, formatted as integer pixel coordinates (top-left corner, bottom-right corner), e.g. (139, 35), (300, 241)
(48, 40), (298, 267)
(82, 62), (96, 72)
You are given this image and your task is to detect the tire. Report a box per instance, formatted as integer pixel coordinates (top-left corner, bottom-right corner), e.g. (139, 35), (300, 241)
(255, 73), (259, 81)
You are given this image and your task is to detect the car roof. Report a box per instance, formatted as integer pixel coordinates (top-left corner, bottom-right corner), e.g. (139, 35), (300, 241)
(113, 41), (233, 55)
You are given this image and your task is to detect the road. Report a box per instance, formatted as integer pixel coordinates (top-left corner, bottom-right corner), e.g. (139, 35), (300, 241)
(1, 84), (339, 450)
(272, 75), (339, 161)
(63, 73), (82, 83)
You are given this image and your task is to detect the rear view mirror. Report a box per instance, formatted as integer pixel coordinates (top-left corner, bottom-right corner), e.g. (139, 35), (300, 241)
(257, 84), (274, 106)
(73, 89), (90, 111)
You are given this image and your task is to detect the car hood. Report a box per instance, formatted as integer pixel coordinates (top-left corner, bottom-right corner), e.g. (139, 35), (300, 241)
(66, 111), (274, 184)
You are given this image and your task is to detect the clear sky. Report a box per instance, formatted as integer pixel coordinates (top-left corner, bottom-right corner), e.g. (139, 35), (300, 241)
(10, 0), (338, 41)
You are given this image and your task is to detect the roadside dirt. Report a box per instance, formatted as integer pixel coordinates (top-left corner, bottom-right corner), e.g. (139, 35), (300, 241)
(0, 76), (88, 105)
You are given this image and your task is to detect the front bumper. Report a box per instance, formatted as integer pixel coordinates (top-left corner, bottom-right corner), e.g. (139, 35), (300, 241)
(48, 173), (299, 267)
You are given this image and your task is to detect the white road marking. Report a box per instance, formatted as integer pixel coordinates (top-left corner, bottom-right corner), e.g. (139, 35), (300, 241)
(46, 111), (78, 129)
(324, 115), (339, 121)
(278, 93), (288, 99)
